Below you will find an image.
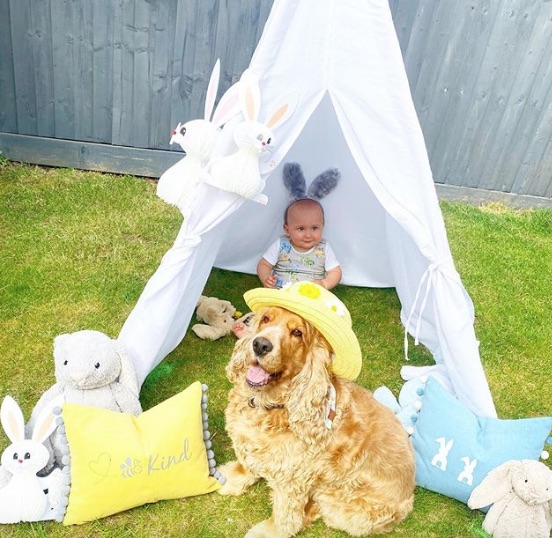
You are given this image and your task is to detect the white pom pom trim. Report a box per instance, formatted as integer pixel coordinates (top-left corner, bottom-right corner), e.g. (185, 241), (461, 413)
(201, 384), (225, 485)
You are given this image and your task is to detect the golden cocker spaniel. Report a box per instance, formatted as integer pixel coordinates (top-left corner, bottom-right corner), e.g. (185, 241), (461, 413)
(218, 306), (416, 537)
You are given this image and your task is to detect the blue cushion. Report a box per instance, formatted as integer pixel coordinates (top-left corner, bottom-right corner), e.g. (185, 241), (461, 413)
(411, 377), (552, 505)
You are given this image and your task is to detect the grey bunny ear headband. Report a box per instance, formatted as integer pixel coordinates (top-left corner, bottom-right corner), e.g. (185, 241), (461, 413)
(283, 162), (341, 201)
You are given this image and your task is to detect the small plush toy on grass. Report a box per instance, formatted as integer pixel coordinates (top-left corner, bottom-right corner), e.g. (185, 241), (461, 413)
(468, 459), (552, 538)
(192, 295), (241, 340)
(0, 395), (68, 523)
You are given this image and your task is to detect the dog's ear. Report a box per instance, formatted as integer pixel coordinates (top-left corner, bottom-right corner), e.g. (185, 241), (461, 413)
(287, 341), (333, 445)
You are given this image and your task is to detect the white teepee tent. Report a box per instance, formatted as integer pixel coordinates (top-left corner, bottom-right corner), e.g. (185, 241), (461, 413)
(119, 0), (497, 418)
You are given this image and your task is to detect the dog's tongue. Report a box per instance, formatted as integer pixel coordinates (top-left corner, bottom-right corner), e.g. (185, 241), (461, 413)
(246, 365), (270, 386)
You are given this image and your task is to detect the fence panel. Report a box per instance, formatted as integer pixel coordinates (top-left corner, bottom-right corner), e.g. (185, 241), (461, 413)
(390, 0), (552, 197)
(1, 0), (551, 200)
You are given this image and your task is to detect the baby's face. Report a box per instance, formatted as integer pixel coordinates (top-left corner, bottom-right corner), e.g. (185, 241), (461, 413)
(284, 204), (324, 252)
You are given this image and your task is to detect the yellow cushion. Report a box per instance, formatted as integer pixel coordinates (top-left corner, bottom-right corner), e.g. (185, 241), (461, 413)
(62, 382), (222, 525)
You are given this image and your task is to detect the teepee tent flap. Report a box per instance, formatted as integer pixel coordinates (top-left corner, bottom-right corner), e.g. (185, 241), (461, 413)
(118, 184), (245, 384)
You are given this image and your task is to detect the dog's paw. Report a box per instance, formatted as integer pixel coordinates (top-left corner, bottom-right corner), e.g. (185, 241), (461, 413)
(216, 462), (257, 496)
(245, 520), (289, 538)
(217, 480), (243, 496)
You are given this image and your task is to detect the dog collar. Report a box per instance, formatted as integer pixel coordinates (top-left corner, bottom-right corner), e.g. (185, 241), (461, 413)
(324, 383), (337, 429)
(247, 383), (336, 429)
(247, 396), (284, 410)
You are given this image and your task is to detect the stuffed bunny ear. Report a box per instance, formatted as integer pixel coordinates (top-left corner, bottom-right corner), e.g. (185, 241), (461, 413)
(283, 162), (307, 199)
(211, 78), (242, 128)
(54, 333), (70, 347)
(307, 168), (341, 200)
(239, 70), (261, 122)
(204, 58), (220, 121)
(1, 396), (25, 443)
(31, 394), (64, 444)
(115, 340), (140, 398)
(468, 460), (520, 509)
(267, 88), (299, 131)
(266, 103), (289, 129)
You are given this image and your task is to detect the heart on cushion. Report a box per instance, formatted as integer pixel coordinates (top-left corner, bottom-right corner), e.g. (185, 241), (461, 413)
(88, 453), (115, 482)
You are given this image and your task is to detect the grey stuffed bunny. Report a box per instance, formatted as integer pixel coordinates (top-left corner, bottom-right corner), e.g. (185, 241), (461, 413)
(468, 459), (552, 538)
(25, 329), (142, 474)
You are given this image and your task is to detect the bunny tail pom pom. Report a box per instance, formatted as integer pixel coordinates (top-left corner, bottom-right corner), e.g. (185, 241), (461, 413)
(308, 168), (341, 200)
(283, 162), (307, 199)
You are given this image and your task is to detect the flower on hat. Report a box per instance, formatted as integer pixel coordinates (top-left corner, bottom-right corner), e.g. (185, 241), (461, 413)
(326, 298), (346, 317)
(297, 282), (321, 300)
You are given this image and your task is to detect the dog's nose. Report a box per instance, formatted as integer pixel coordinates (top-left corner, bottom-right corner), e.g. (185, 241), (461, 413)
(252, 337), (273, 357)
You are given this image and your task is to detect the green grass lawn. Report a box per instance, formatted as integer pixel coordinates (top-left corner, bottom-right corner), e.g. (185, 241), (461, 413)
(0, 160), (550, 537)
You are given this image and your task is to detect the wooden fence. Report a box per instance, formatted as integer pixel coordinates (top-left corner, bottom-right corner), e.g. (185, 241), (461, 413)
(1, 0), (551, 202)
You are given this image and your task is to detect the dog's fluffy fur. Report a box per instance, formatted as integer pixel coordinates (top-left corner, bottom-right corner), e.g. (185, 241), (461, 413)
(218, 306), (416, 538)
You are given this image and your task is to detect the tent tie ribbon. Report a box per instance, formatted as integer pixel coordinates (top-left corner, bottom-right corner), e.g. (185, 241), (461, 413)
(404, 259), (448, 361)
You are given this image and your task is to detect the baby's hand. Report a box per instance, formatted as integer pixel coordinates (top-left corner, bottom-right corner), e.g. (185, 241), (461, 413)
(231, 322), (250, 339)
(264, 275), (277, 288)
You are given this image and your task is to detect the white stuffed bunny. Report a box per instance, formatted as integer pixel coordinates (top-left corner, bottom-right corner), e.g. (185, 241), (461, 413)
(468, 459), (552, 538)
(156, 58), (242, 214)
(0, 395), (67, 523)
(204, 70), (289, 204)
(26, 330), (142, 474)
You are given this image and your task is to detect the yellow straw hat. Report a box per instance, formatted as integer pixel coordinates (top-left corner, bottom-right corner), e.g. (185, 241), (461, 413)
(243, 282), (362, 380)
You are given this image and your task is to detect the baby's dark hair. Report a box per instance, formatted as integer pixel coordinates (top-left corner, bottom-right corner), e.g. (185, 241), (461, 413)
(284, 197), (325, 225)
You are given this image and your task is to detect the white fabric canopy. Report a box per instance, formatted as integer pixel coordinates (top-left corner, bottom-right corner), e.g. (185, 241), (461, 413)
(119, 0), (496, 417)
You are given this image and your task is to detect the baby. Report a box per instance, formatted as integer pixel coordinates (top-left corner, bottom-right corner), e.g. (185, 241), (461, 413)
(257, 197), (341, 290)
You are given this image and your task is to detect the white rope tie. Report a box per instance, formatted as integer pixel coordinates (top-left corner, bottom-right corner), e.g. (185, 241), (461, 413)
(404, 261), (447, 361)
